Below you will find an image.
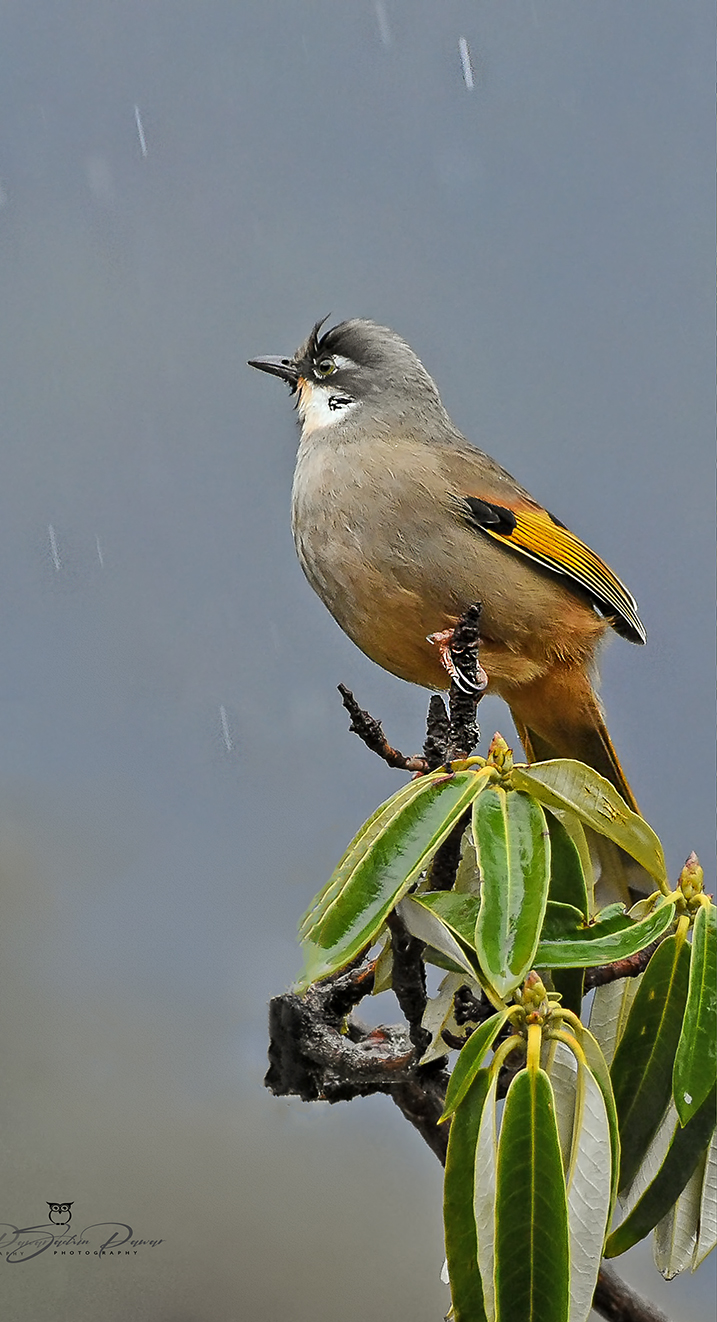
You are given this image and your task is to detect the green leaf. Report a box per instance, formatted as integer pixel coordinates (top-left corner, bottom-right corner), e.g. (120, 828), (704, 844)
(440, 1010), (510, 1120)
(653, 1146), (707, 1279)
(398, 895), (478, 980)
(604, 1086), (716, 1258)
(473, 787), (551, 999)
(543, 1039), (578, 1174)
(673, 902), (717, 1125)
(454, 833), (482, 896)
(443, 1071), (491, 1322)
(539, 901), (586, 942)
(550, 968), (585, 1019)
(474, 1072), (499, 1322)
(693, 1124), (717, 1268)
(298, 774), (433, 940)
(546, 810), (589, 918)
(535, 899), (674, 970)
(371, 933), (393, 994)
(420, 972), (465, 1065)
(588, 975), (643, 1068)
(566, 1060), (613, 1322)
(412, 890), (480, 950)
(297, 769), (490, 988)
(577, 1026), (622, 1217)
(512, 761), (668, 883)
(549, 810), (596, 912)
(494, 1068), (570, 1322)
(611, 935), (691, 1192)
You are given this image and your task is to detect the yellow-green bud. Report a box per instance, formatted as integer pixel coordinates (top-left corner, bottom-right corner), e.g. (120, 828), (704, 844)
(678, 852), (704, 902)
(487, 732), (513, 778)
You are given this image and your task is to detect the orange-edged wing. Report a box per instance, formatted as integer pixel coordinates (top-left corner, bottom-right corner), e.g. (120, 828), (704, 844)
(464, 497), (646, 644)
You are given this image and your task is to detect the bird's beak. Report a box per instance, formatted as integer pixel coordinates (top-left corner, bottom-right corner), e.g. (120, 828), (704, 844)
(247, 355), (299, 386)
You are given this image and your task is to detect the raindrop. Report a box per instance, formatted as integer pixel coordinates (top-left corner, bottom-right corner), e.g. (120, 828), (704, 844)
(48, 524), (61, 572)
(134, 105), (148, 158)
(219, 705), (233, 752)
(458, 37), (474, 91)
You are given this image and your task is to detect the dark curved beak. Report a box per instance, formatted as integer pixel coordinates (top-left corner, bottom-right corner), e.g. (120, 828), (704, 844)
(247, 355), (299, 386)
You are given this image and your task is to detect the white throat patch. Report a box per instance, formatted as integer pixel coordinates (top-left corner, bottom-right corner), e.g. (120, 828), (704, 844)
(297, 378), (359, 435)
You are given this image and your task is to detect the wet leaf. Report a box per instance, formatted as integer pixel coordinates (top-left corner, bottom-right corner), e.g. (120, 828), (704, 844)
(420, 972), (465, 1065)
(566, 1061), (613, 1322)
(440, 1010), (509, 1121)
(535, 899), (674, 970)
(574, 1026), (621, 1216)
(588, 976), (643, 1068)
(653, 1148), (706, 1279)
(494, 1068), (570, 1322)
(474, 1072), (499, 1322)
(693, 1124), (717, 1269)
(605, 1086), (716, 1258)
(443, 1070), (491, 1322)
(298, 769), (490, 988)
(543, 1039), (578, 1174)
(611, 935), (691, 1192)
(512, 762), (667, 883)
(673, 902), (717, 1125)
(299, 774), (433, 940)
(473, 787), (551, 999)
(413, 889), (480, 950)
(398, 895), (478, 980)
(546, 810), (589, 918)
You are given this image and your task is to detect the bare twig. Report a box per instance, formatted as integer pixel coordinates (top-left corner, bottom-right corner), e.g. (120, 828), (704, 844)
(593, 1264), (670, 1322)
(385, 909), (431, 1056)
(338, 684), (428, 772)
(428, 816), (469, 891)
(444, 601), (485, 763)
(423, 694), (450, 770)
(584, 940), (660, 990)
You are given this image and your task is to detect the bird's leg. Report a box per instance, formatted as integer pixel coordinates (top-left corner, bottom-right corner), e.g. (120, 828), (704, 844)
(427, 627), (488, 695)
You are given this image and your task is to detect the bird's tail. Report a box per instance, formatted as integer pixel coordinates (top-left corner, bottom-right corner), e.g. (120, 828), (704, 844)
(506, 664), (651, 904)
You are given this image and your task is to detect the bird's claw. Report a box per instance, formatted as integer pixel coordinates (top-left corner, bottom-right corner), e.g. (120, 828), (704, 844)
(427, 628), (487, 695)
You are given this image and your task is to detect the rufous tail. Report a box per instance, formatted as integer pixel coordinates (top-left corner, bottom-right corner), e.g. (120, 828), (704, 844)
(506, 664), (649, 903)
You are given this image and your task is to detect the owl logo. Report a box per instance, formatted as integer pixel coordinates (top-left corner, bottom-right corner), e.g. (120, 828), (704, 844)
(47, 1202), (73, 1226)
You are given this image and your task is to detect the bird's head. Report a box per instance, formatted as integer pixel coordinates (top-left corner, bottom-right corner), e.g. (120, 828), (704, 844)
(249, 317), (447, 436)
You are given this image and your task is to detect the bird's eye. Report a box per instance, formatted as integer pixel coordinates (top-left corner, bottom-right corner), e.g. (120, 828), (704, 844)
(315, 357), (336, 377)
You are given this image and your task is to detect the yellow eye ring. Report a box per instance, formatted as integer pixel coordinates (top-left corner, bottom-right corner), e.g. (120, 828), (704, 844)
(316, 357), (336, 377)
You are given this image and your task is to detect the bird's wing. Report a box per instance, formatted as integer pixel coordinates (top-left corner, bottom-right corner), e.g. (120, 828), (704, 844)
(461, 495), (646, 644)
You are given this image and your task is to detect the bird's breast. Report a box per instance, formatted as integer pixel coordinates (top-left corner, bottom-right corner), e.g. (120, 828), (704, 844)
(289, 431), (606, 690)
(289, 433), (471, 682)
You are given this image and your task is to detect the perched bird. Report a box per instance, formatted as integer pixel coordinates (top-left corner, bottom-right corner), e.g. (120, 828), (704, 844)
(250, 318), (647, 895)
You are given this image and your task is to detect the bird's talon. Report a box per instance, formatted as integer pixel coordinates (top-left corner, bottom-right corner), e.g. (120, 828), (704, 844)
(427, 629), (486, 694)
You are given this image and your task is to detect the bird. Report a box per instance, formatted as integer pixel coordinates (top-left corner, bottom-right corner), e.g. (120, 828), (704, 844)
(249, 318), (648, 897)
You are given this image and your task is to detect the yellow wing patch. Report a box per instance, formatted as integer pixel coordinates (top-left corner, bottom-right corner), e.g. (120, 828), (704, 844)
(484, 507), (646, 644)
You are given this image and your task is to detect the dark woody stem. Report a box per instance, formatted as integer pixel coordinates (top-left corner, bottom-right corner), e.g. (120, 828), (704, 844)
(265, 957), (671, 1322)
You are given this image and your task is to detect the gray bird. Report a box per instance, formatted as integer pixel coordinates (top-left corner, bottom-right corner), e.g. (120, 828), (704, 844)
(250, 317), (649, 898)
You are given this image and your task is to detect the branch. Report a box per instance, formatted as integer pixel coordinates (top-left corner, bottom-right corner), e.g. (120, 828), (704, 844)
(265, 962), (671, 1321)
(337, 684), (428, 773)
(592, 1264), (670, 1322)
(338, 602), (486, 780)
(384, 909), (431, 1054)
(265, 956), (450, 1160)
(584, 939), (661, 990)
(443, 601), (485, 764)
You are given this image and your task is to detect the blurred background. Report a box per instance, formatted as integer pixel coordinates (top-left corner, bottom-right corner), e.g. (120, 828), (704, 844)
(0, 2), (713, 1318)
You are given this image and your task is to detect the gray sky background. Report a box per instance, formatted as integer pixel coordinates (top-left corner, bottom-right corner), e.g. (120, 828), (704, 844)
(0, 3), (713, 1318)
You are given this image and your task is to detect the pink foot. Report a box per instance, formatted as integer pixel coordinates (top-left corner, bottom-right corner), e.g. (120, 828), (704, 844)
(427, 628), (488, 694)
